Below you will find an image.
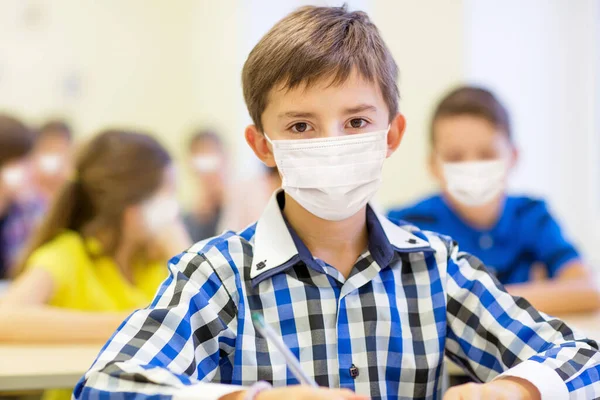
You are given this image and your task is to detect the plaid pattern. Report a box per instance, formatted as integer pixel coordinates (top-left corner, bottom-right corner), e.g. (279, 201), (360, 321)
(0, 196), (45, 278)
(74, 192), (600, 400)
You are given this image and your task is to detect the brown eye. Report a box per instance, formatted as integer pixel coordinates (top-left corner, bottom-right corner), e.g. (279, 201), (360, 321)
(292, 123), (308, 133)
(349, 119), (366, 128)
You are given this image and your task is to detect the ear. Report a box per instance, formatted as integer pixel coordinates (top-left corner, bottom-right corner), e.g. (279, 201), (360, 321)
(386, 113), (407, 157)
(245, 125), (277, 167)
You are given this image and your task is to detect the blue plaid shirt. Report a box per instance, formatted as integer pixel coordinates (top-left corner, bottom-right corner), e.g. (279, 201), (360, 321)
(75, 191), (600, 399)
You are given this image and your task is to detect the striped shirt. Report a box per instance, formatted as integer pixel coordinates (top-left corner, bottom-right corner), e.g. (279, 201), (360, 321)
(74, 191), (600, 400)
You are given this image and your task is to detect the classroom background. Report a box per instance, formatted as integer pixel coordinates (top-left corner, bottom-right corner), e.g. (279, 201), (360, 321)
(2, 0), (598, 265)
(0, 0), (599, 396)
(0, 0), (597, 278)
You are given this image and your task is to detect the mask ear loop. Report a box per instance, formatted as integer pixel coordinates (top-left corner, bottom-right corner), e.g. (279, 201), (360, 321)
(263, 132), (274, 145)
(263, 133), (285, 186)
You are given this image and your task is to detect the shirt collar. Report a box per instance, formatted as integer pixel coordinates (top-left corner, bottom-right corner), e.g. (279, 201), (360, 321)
(250, 189), (434, 285)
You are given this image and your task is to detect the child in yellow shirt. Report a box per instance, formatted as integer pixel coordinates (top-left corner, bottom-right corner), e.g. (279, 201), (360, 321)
(0, 129), (191, 399)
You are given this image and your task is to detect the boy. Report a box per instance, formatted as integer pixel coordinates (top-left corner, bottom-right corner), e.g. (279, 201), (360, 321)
(184, 129), (228, 241)
(0, 114), (43, 278)
(387, 86), (600, 315)
(74, 6), (600, 400)
(32, 119), (74, 204)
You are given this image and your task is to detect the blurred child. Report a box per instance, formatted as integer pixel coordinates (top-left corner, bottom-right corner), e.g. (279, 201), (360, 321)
(32, 119), (74, 204)
(0, 129), (191, 335)
(184, 129), (228, 241)
(0, 129), (191, 399)
(76, 7), (600, 400)
(387, 86), (599, 315)
(219, 164), (281, 232)
(0, 114), (44, 278)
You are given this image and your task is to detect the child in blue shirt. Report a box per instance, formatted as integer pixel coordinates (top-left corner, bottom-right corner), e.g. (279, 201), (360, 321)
(388, 86), (600, 315)
(75, 7), (600, 400)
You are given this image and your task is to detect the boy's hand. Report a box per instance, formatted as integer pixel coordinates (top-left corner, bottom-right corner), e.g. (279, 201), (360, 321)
(443, 378), (541, 400)
(223, 386), (369, 400)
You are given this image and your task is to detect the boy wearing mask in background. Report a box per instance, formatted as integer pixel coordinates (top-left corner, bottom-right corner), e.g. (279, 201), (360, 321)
(185, 129), (228, 241)
(0, 114), (44, 278)
(75, 7), (600, 400)
(387, 86), (600, 315)
(32, 119), (74, 205)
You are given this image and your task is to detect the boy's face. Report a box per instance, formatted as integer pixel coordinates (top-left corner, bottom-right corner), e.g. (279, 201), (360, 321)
(245, 70), (406, 167)
(189, 140), (227, 200)
(430, 114), (517, 187)
(0, 157), (32, 202)
(33, 133), (73, 185)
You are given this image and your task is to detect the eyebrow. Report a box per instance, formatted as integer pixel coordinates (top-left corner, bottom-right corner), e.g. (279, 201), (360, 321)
(277, 104), (378, 120)
(278, 111), (316, 120)
(343, 104), (378, 114)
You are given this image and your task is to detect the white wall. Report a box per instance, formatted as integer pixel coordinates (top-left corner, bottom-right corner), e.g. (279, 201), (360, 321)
(371, 0), (465, 208)
(0, 0), (196, 143)
(0, 0), (247, 205)
(0, 0), (201, 203)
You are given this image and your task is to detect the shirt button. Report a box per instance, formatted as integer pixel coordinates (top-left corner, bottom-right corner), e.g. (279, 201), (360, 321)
(349, 364), (359, 379)
(479, 234), (494, 250)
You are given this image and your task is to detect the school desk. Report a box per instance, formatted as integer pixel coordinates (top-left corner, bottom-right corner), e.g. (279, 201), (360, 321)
(1, 312), (599, 392)
(0, 344), (99, 392)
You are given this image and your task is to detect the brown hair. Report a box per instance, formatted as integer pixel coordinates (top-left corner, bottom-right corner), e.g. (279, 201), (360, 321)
(430, 86), (511, 145)
(242, 5), (399, 132)
(38, 119), (73, 142)
(14, 129), (171, 275)
(188, 128), (223, 152)
(0, 114), (34, 167)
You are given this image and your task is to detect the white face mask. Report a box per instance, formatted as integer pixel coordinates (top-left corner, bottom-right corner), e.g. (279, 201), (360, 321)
(37, 153), (63, 175)
(2, 165), (26, 190)
(443, 159), (508, 206)
(142, 195), (180, 234)
(191, 155), (221, 173)
(265, 128), (389, 221)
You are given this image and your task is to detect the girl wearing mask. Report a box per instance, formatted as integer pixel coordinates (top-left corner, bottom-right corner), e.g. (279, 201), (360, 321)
(0, 130), (190, 346)
(387, 86), (599, 315)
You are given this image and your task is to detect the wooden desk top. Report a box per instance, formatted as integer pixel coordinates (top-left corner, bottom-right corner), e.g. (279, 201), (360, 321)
(1, 313), (599, 391)
(0, 280), (9, 297)
(0, 344), (100, 392)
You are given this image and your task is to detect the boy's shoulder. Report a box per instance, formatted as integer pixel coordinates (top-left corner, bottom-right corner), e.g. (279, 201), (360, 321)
(505, 195), (548, 217)
(166, 225), (258, 297)
(387, 194), (446, 225)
